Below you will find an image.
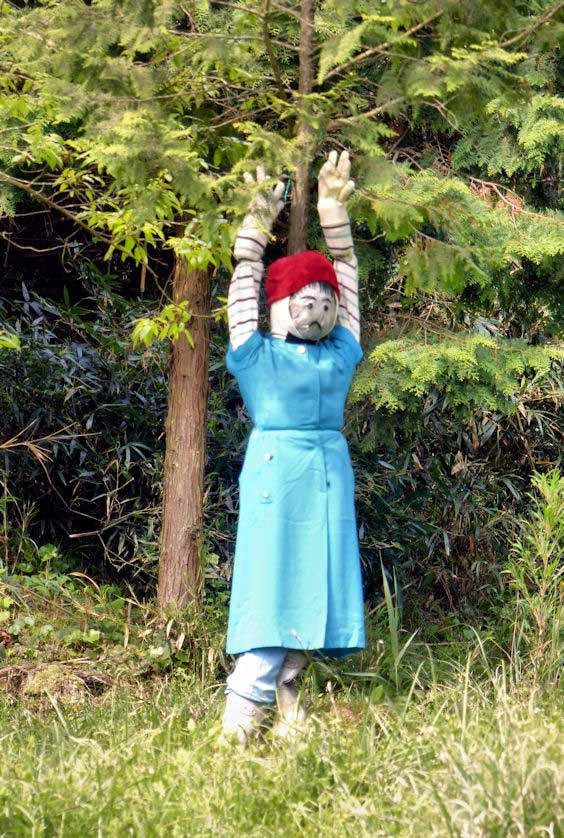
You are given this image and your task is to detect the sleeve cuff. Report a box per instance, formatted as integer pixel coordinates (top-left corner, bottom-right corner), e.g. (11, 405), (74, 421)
(233, 228), (268, 262)
(318, 203), (350, 228)
(331, 325), (363, 365)
(226, 329), (264, 373)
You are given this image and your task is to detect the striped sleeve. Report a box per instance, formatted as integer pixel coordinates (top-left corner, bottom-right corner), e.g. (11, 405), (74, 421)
(228, 227), (267, 350)
(319, 204), (360, 342)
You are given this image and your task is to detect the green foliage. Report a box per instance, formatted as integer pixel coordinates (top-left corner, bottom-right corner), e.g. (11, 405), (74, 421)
(0, 273), (168, 581)
(132, 301), (194, 349)
(456, 88), (564, 175)
(166, 212), (234, 272)
(0, 2), (241, 267)
(0, 328), (20, 351)
(1, 0), (562, 291)
(505, 468), (564, 684)
(352, 332), (563, 414)
(0, 275), (247, 587)
(316, 15), (396, 84)
(346, 343), (563, 606)
(0, 567), (227, 680)
(354, 162), (564, 302)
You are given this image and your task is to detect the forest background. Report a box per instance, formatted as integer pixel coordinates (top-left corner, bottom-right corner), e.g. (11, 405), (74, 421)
(0, 1), (563, 834)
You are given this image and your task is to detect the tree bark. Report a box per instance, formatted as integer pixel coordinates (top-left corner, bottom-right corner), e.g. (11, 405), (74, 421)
(157, 256), (211, 610)
(287, 0), (316, 255)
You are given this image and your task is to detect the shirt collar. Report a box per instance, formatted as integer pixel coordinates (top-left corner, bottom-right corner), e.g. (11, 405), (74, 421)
(284, 333), (324, 346)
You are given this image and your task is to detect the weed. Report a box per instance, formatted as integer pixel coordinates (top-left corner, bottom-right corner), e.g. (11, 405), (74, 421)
(505, 468), (564, 686)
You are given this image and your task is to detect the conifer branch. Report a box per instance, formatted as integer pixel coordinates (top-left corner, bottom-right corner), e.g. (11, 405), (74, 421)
(263, 0), (287, 99)
(328, 97), (406, 128)
(210, 104), (276, 128)
(209, 0), (300, 19)
(0, 172), (160, 272)
(467, 177), (564, 226)
(0, 171), (110, 241)
(269, 0), (303, 20)
(171, 30), (299, 50)
(499, 1), (564, 48)
(322, 11), (444, 82)
(410, 224), (481, 264)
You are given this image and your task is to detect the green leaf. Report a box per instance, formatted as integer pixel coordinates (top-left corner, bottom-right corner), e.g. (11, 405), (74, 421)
(0, 330), (20, 351)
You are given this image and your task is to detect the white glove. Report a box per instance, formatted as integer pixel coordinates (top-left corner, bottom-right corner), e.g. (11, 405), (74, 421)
(240, 165), (285, 234)
(234, 166), (285, 262)
(317, 150), (355, 212)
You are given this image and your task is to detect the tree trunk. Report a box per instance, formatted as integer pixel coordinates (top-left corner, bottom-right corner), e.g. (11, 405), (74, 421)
(287, 0), (316, 255)
(157, 256), (211, 610)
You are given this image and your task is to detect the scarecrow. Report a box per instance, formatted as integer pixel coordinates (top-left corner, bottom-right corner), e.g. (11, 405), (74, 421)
(222, 150), (364, 744)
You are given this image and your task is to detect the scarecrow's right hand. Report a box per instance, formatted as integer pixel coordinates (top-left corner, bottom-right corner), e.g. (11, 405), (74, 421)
(317, 150), (355, 213)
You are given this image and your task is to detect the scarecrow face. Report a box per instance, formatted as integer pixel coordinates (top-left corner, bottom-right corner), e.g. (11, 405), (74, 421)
(266, 252), (340, 342)
(288, 282), (338, 341)
(270, 281), (338, 341)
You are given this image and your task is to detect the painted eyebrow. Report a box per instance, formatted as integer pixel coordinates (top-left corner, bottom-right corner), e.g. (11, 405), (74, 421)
(299, 295), (334, 302)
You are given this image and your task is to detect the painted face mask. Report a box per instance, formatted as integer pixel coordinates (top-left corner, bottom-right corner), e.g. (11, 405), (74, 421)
(270, 281), (339, 342)
(289, 282), (339, 340)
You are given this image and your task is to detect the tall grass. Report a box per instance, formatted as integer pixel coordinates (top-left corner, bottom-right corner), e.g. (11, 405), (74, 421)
(1, 650), (563, 837)
(505, 468), (564, 685)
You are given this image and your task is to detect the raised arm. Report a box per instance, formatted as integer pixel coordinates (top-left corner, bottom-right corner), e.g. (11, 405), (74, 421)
(228, 167), (285, 350)
(317, 151), (360, 342)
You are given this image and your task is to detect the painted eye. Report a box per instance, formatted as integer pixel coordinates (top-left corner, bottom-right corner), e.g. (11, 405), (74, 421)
(307, 303), (313, 310)
(324, 304), (329, 312)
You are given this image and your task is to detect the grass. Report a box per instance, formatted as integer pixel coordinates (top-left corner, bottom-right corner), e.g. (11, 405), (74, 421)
(1, 632), (563, 837)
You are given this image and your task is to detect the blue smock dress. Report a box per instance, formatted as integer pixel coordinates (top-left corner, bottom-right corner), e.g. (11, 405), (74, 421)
(226, 325), (365, 658)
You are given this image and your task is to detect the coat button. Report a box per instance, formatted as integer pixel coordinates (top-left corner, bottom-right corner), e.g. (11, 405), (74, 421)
(296, 345), (306, 354)
(262, 491), (270, 499)
(264, 453), (273, 461)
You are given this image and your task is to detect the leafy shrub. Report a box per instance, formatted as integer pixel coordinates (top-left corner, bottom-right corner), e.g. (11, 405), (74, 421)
(0, 269), (168, 585)
(0, 267), (246, 596)
(348, 350), (564, 610)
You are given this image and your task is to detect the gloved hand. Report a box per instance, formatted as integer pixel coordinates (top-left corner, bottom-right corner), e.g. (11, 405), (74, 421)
(240, 165), (285, 233)
(317, 149), (355, 213)
(234, 165), (285, 262)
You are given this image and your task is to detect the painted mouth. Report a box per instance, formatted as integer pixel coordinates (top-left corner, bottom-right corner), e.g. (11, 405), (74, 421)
(298, 323), (323, 341)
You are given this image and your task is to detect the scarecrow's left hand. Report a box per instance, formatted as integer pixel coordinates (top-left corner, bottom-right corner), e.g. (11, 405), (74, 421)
(317, 150), (355, 212)
(240, 165), (286, 233)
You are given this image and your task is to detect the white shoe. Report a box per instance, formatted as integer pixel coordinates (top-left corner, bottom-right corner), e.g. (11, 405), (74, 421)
(220, 692), (268, 746)
(272, 682), (308, 738)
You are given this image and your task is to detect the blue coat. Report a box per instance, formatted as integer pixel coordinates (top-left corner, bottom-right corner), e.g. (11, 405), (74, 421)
(225, 326), (365, 657)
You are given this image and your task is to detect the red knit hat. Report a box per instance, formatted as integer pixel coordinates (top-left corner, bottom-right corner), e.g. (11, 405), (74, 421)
(265, 250), (340, 308)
